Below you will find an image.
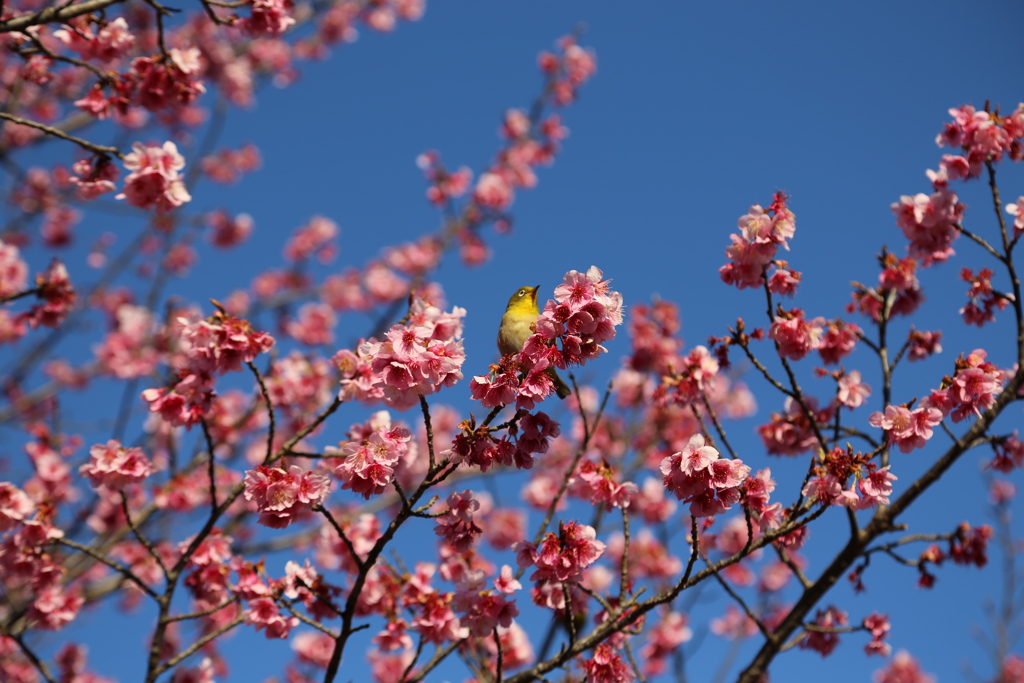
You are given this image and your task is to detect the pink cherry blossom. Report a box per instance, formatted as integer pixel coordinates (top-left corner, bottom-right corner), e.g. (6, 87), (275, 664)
(905, 330), (942, 361)
(514, 520), (604, 585)
(434, 490), (483, 553)
(473, 171), (514, 210)
(117, 141), (192, 214)
(25, 259), (76, 329)
(660, 434), (749, 517)
(451, 569), (519, 637)
(79, 440), (154, 489)
(332, 420), (411, 499)
(818, 320), (861, 364)
(579, 643), (634, 683)
(868, 404), (942, 453)
(244, 597), (299, 639)
(53, 18), (135, 63)
(891, 187), (963, 266)
(873, 650), (935, 683)
(569, 458), (637, 510)
(1005, 196), (1024, 239)
(27, 586), (83, 631)
(837, 370), (872, 409)
(359, 298), (466, 409)
(243, 465), (330, 528)
(959, 267), (1009, 327)
(769, 308), (824, 361)
(799, 605), (847, 656)
(0, 239), (28, 298)
(284, 215), (338, 263)
(285, 302), (336, 346)
(0, 482), (33, 531)
(69, 157), (119, 200)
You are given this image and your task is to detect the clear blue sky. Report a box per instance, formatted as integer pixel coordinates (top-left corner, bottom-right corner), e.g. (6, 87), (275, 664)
(8, 0), (1024, 681)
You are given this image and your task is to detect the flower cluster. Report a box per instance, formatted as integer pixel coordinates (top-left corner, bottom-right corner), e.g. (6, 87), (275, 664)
(989, 433), (1024, 473)
(768, 308), (824, 361)
(471, 267), (623, 409)
(449, 410), (560, 473)
(742, 468), (782, 532)
(864, 612), (892, 656)
(658, 345), (720, 407)
(207, 210), (254, 248)
(417, 151), (472, 206)
(116, 142), (192, 214)
(868, 403), (942, 453)
(803, 445), (897, 510)
(451, 566), (520, 637)
(244, 596), (299, 639)
(891, 183), (964, 266)
(578, 643), (635, 683)
(640, 611), (692, 677)
(284, 215), (338, 263)
(799, 605), (847, 656)
(70, 157), (119, 200)
(331, 418), (411, 499)
(202, 144), (262, 185)
(905, 329), (942, 361)
(434, 490), (483, 553)
(79, 440), (154, 490)
(906, 349), (1005, 426)
(0, 483), (33, 531)
(660, 434), (750, 517)
(873, 651), (935, 683)
(94, 304), (159, 379)
(240, 0), (296, 36)
(719, 192), (796, 290)
(0, 239), (28, 298)
(538, 35), (598, 107)
(817, 319), (861, 364)
(514, 520), (605, 586)
(142, 310), (275, 427)
(568, 458), (637, 510)
(24, 259), (76, 330)
(935, 104), (1024, 174)
(53, 18), (135, 63)
(758, 397), (833, 456)
(959, 267), (1009, 327)
(243, 465), (330, 528)
(848, 253), (924, 321)
(341, 297), (466, 410)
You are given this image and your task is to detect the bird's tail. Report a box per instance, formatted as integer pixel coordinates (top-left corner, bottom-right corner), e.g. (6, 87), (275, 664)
(547, 367), (572, 400)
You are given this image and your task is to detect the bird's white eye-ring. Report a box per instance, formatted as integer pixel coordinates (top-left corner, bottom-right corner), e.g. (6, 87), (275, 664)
(518, 289), (526, 297)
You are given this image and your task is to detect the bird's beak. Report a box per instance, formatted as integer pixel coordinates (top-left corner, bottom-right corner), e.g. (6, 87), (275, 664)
(532, 286), (539, 302)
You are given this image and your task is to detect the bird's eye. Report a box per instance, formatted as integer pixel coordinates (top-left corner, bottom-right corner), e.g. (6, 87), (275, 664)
(518, 289), (526, 297)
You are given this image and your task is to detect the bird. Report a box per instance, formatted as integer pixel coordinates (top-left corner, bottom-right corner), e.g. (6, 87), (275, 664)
(497, 285), (572, 399)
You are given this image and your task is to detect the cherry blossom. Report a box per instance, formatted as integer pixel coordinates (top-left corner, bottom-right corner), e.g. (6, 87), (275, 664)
(331, 418), (411, 499)
(117, 141), (192, 214)
(769, 308), (824, 361)
(873, 650), (935, 683)
(434, 490), (483, 552)
(0, 239), (29, 298)
(79, 440), (154, 489)
(659, 434), (749, 517)
(579, 643), (634, 683)
(243, 465), (330, 528)
(837, 370), (872, 409)
(1006, 196), (1024, 239)
(0, 483), (33, 531)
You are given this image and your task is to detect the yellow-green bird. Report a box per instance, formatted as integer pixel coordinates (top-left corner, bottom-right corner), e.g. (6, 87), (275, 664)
(497, 285), (572, 399)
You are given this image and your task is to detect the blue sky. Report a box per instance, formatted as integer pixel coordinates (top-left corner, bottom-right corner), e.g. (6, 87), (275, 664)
(6, 0), (1024, 681)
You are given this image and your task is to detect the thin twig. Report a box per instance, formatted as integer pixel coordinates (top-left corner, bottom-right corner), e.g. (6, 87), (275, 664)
(0, 112), (123, 157)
